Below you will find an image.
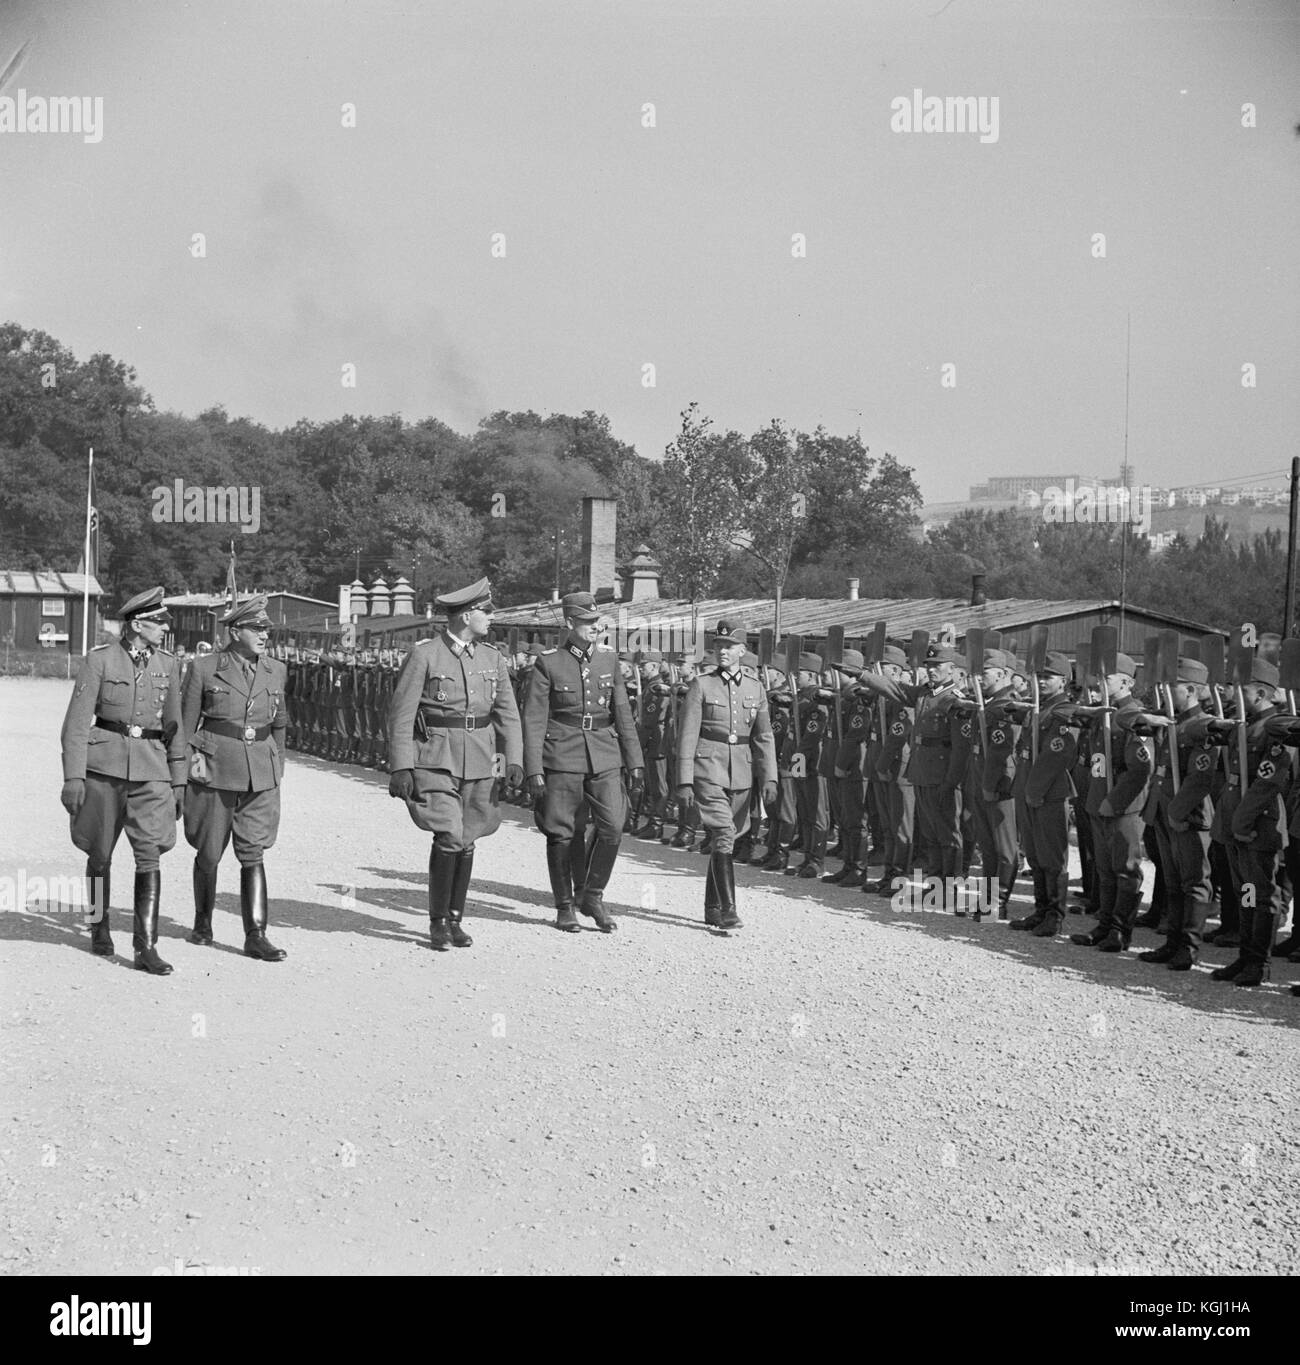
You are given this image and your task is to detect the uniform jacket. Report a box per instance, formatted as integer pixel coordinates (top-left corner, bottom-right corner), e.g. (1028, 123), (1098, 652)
(387, 631), (522, 779)
(874, 696), (913, 786)
(1085, 695), (1154, 817)
(835, 691), (869, 776)
(675, 665), (777, 790)
(797, 689), (835, 779)
(1135, 706), (1216, 830)
(1208, 705), (1290, 850)
(980, 689), (1021, 800)
(1021, 692), (1078, 806)
(182, 648), (289, 792)
(638, 682), (673, 759)
(522, 635), (643, 777)
(900, 684), (965, 788)
(61, 641), (187, 785)
(769, 691), (796, 776)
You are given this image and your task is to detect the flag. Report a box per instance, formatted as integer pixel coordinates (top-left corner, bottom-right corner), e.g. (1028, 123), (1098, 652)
(225, 540), (237, 606)
(77, 452), (98, 579)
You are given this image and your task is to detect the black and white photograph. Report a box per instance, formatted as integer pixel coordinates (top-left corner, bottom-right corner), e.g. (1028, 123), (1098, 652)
(1, 0), (1296, 1315)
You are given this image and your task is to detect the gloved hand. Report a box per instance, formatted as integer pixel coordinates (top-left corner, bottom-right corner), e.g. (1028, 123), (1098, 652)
(675, 783), (695, 810)
(388, 768), (415, 800)
(506, 764), (524, 792)
(60, 778), (85, 816)
(528, 774), (547, 799)
(629, 767), (645, 799)
(761, 781), (777, 806)
(173, 786), (185, 819)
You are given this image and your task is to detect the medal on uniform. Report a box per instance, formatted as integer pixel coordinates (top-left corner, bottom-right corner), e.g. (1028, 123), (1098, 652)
(437, 689), (447, 701)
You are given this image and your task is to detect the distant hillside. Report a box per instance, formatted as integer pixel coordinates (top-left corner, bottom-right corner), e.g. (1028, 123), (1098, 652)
(920, 499), (1290, 545)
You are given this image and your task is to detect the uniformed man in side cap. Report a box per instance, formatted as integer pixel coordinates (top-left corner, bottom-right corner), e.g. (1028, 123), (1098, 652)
(674, 621), (777, 928)
(60, 587), (187, 973)
(387, 579), (523, 951)
(1068, 651), (1155, 953)
(1204, 657), (1290, 986)
(824, 648), (868, 885)
(633, 649), (672, 839)
(1129, 657), (1216, 970)
(1007, 651), (1078, 937)
(181, 595), (291, 961)
(523, 592), (644, 932)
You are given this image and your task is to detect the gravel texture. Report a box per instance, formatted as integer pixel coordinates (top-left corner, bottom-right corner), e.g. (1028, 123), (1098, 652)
(2, 678), (1297, 1275)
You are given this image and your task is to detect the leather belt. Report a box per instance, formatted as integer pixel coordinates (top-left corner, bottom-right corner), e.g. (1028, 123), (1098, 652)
(552, 714), (612, 730)
(203, 720), (273, 741)
(700, 729), (743, 744)
(94, 718), (164, 740)
(421, 714), (492, 730)
(919, 738), (951, 748)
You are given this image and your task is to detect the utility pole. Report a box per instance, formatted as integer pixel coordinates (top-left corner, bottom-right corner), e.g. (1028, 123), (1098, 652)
(1118, 311), (1131, 643)
(1285, 456), (1299, 637)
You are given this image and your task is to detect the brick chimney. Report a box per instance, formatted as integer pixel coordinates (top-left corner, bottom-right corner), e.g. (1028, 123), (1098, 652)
(970, 573), (987, 607)
(846, 577), (860, 601)
(581, 496), (618, 602)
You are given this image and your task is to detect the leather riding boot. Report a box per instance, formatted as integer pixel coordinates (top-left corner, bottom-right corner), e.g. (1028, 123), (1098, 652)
(1139, 937), (1178, 964)
(241, 864), (286, 961)
(190, 861), (217, 945)
(1030, 867), (1049, 911)
(715, 851), (741, 929)
(448, 850), (474, 948)
(761, 823), (791, 871)
(545, 841), (581, 931)
(132, 870), (172, 975)
(1234, 910), (1276, 988)
(1098, 886), (1140, 952)
(427, 845), (457, 950)
(579, 838), (620, 931)
(87, 862), (113, 956)
(1031, 909), (1063, 938)
(797, 831), (828, 878)
(704, 861), (721, 926)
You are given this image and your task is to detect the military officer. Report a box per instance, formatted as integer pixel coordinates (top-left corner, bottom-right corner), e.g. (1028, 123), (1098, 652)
(1007, 651), (1078, 937)
(1068, 652), (1155, 953)
(523, 592), (644, 932)
(674, 621), (777, 928)
(60, 587), (187, 974)
(181, 595), (291, 961)
(387, 579), (523, 951)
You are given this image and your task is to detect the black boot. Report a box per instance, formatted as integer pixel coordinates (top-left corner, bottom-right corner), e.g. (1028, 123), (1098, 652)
(241, 864), (286, 961)
(427, 845), (457, 950)
(190, 862), (217, 945)
(545, 841), (582, 932)
(714, 851), (741, 929)
(448, 849), (474, 947)
(704, 861), (721, 927)
(132, 870), (172, 975)
(87, 862), (113, 956)
(823, 833), (861, 884)
(1234, 910), (1276, 988)
(1139, 937), (1178, 964)
(579, 838), (620, 932)
(1031, 909), (1063, 938)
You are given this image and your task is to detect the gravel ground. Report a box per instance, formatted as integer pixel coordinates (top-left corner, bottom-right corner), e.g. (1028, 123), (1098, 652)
(2, 677), (1297, 1276)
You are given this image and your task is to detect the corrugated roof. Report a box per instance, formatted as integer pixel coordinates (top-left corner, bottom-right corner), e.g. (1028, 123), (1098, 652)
(490, 595), (1227, 641)
(163, 591), (336, 609)
(0, 570), (103, 596)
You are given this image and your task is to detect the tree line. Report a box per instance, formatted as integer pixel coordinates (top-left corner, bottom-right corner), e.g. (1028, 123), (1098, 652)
(0, 323), (1283, 634)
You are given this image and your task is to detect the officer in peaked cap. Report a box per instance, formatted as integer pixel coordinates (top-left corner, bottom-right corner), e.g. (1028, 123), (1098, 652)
(387, 578), (523, 950)
(180, 594), (292, 961)
(522, 591), (644, 932)
(60, 587), (188, 973)
(674, 620), (776, 928)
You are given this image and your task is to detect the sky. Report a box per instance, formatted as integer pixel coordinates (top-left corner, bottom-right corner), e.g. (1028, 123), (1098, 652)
(1, 0), (1296, 504)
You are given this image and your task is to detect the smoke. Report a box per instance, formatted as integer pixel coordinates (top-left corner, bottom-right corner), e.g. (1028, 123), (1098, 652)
(199, 173), (484, 428)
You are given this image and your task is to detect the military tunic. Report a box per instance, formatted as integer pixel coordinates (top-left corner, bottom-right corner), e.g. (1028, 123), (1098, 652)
(387, 630), (523, 850)
(60, 641), (187, 871)
(675, 664), (776, 853)
(181, 648), (290, 869)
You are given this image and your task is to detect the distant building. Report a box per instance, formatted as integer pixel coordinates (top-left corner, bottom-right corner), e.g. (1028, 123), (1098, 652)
(164, 590), (337, 654)
(0, 569), (103, 655)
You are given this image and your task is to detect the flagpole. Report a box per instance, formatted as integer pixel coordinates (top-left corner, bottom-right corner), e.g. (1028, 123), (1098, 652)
(81, 447), (94, 657)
